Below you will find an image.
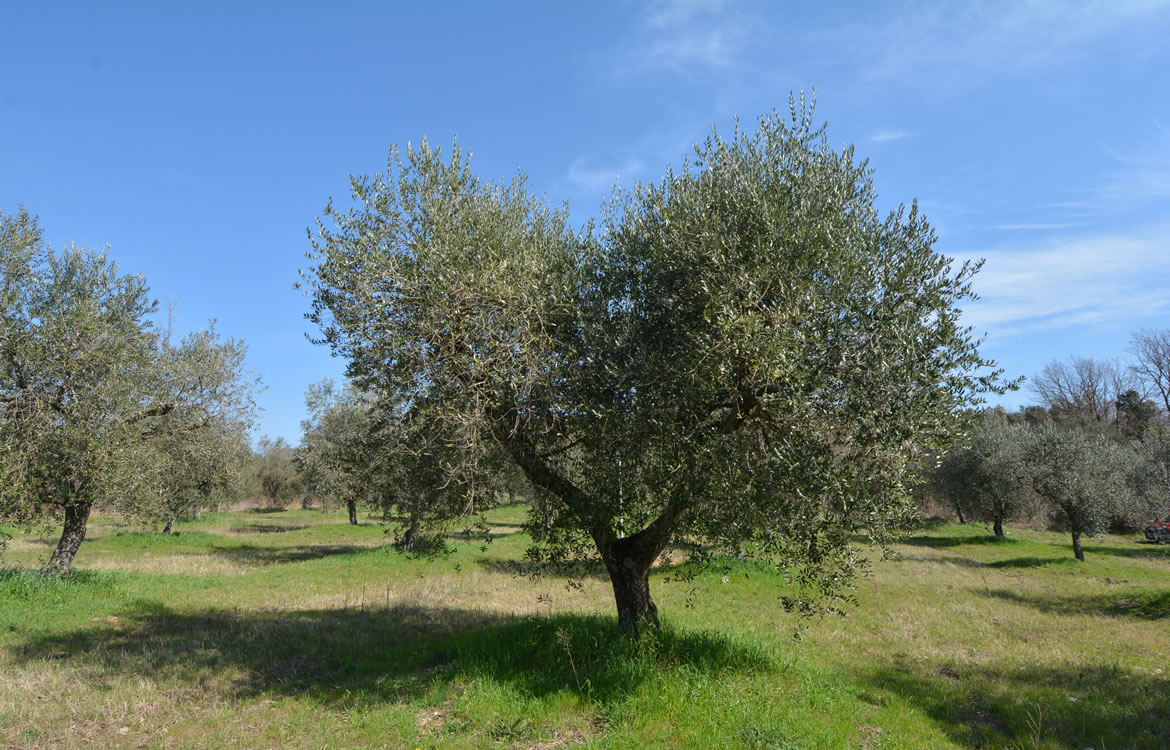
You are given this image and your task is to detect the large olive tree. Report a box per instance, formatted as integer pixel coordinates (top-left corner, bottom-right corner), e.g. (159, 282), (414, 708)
(0, 207), (258, 575)
(304, 100), (1007, 634)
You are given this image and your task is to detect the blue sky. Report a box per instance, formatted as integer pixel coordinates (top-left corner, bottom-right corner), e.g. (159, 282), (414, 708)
(4, 0), (1169, 444)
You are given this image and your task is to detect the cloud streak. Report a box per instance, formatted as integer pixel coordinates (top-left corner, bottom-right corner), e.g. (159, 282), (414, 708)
(823, 1), (1170, 87)
(564, 156), (645, 195)
(868, 129), (916, 143)
(614, 0), (759, 75)
(960, 225), (1170, 339)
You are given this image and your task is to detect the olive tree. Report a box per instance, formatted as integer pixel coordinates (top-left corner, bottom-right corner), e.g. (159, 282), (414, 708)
(1023, 426), (1134, 561)
(296, 378), (376, 525)
(304, 100), (1007, 634)
(934, 414), (1029, 536)
(133, 416), (252, 534)
(0, 207), (258, 575)
(254, 437), (302, 510)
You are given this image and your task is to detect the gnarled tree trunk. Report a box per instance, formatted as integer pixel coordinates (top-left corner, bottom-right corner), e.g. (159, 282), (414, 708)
(993, 515), (1004, 537)
(41, 502), (93, 578)
(347, 499), (358, 525)
(595, 521), (674, 636)
(1071, 531), (1084, 562)
(163, 517), (175, 535)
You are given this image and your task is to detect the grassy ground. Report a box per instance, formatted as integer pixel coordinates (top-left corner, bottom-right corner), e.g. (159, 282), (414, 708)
(2, 507), (1168, 749)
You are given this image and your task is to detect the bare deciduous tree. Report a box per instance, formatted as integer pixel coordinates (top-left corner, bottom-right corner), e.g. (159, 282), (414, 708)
(1130, 328), (1170, 419)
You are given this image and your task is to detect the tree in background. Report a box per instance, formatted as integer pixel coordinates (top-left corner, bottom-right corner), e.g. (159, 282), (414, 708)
(0, 207), (258, 575)
(134, 418), (252, 534)
(1130, 328), (1170, 419)
(304, 100), (1008, 634)
(296, 378), (375, 525)
(372, 401), (504, 551)
(254, 437), (302, 510)
(1030, 357), (1141, 430)
(934, 414), (1029, 537)
(1023, 426), (1135, 561)
(1114, 389), (1160, 441)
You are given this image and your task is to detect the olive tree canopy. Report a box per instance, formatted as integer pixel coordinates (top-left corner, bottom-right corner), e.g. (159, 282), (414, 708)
(0, 207), (258, 575)
(934, 413), (1029, 537)
(304, 100), (1007, 634)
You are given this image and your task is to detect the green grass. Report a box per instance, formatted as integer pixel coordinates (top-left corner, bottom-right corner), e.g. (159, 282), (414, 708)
(2, 510), (1168, 748)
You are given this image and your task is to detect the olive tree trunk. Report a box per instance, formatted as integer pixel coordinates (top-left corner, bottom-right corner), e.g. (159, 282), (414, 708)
(993, 515), (1004, 537)
(595, 523), (673, 636)
(163, 517), (175, 535)
(399, 516), (422, 551)
(347, 499), (358, 525)
(41, 502), (93, 578)
(1071, 531), (1085, 562)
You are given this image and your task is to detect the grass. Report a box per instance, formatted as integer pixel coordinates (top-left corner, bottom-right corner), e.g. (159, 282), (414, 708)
(2, 509), (1168, 749)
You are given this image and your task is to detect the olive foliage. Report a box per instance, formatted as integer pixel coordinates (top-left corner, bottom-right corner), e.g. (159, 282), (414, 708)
(296, 379), (377, 524)
(934, 413), (1029, 536)
(304, 100), (1007, 633)
(1022, 425), (1136, 561)
(0, 207), (258, 575)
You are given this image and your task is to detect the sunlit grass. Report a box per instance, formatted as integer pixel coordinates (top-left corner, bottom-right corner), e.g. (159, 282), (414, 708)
(2, 508), (1168, 748)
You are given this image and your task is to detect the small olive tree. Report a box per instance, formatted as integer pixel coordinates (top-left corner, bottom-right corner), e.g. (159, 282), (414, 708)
(254, 437), (302, 510)
(934, 414), (1030, 536)
(296, 379), (376, 525)
(304, 100), (1008, 634)
(1022, 425), (1134, 561)
(0, 208), (258, 575)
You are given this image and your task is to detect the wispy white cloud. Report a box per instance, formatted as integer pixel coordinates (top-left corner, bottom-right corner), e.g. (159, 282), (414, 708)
(1095, 129), (1170, 206)
(825, 1), (1170, 86)
(615, 0), (759, 75)
(868, 129), (916, 143)
(565, 156), (645, 195)
(960, 225), (1170, 339)
(990, 223), (1080, 231)
(1030, 125), (1170, 219)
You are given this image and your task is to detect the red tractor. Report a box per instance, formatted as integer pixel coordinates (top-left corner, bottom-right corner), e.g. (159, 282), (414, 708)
(1145, 515), (1170, 544)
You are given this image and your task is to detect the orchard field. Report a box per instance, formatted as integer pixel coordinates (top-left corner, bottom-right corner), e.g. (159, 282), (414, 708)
(2, 506), (1168, 749)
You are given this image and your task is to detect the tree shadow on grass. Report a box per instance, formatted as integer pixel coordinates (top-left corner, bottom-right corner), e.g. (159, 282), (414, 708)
(980, 587), (1170, 620)
(475, 557), (610, 581)
(864, 659), (1169, 749)
(985, 556), (1080, 569)
(11, 601), (775, 710)
(228, 523), (312, 535)
(207, 543), (386, 566)
(899, 534), (1020, 549)
(1080, 542), (1170, 561)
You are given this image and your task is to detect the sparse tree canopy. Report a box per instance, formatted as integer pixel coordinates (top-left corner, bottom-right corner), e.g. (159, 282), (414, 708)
(934, 413), (1029, 537)
(304, 100), (1008, 634)
(0, 207), (258, 575)
(296, 379), (378, 524)
(255, 437), (302, 510)
(1031, 356), (1141, 429)
(1130, 328), (1170, 419)
(1022, 425), (1134, 561)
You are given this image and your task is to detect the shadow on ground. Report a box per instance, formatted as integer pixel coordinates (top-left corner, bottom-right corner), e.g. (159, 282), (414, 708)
(208, 543), (385, 566)
(11, 602), (774, 710)
(228, 523), (313, 535)
(899, 534), (1019, 549)
(863, 658), (1169, 749)
(980, 587), (1170, 620)
(476, 557), (610, 581)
